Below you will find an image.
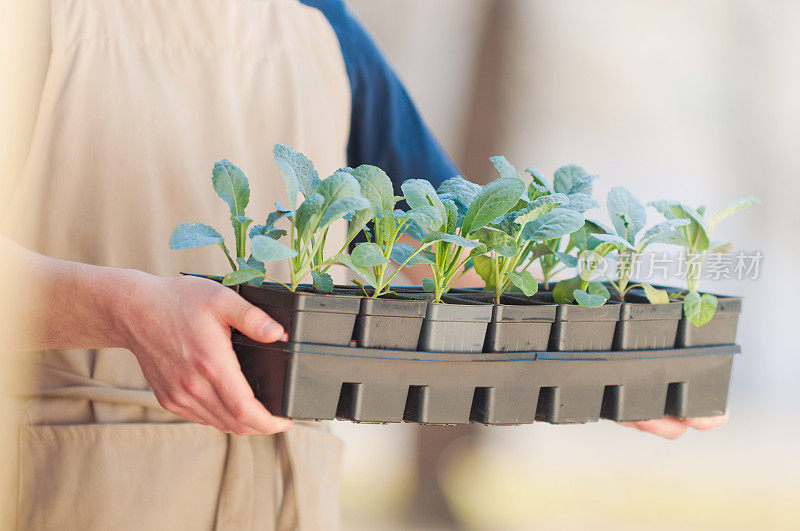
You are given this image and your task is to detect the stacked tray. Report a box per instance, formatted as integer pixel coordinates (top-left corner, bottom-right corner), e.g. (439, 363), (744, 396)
(232, 284), (742, 425)
(234, 337), (738, 426)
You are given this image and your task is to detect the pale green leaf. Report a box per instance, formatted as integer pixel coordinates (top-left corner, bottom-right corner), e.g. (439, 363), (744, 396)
(489, 155), (522, 180)
(437, 176), (483, 208)
(507, 271), (538, 296)
(573, 289), (607, 308)
(401, 179), (447, 224)
(351, 242), (390, 267)
(706, 197), (760, 234)
(683, 291), (718, 327)
(607, 186), (647, 244)
(641, 283), (669, 304)
(169, 223), (224, 249)
(390, 244), (434, 266)
(311, 271), (334, 293)
(520, 208), (584, 241)
(422, 231), (481, 247)
(250, 235), (297, 262)
(273, 144), (320, 207)
(222, 269), (263, 286)
(461, 176), (526, 235)
(212, 160), (250, 217)
(350, 164), (396, 213)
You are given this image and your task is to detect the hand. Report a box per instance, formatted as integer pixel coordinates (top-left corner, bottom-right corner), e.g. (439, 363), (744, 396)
(115, 272), (293, 436)
(620, 412), (729, 439)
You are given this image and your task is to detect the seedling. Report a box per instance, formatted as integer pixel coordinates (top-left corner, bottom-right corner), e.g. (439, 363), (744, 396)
(471, 157), (585, 303)
(169, 146), (372, 291)
(333, 165), (444, 297)
(649, 196), (759, 326)
(589, 187), (691, 304)
(169, 159), (297, 286)
(521, 164), (601, 289)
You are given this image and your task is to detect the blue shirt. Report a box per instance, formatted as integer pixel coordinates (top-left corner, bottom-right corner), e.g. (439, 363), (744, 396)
(299, 0), (460, 193)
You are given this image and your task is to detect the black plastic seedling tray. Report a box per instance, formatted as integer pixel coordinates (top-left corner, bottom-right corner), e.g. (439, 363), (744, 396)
(233, 335), (739, 425)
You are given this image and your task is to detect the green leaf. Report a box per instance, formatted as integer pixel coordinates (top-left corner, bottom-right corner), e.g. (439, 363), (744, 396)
(607, 186), (647, 244)
(212, 160), (250, 217)
(405, 206), (444, 232)
(437, 176), (483, 208)
(350, 164), (396, 213)
(315, 170), (361, 202)
(222, 268), (264, 286)
(636, 219), (691, 251)
(520, 208), (585, 242)
(422, 277), (436, 292)
(295, 193), (325, 240)
(573, 289), (607, 308)
(683, 291), (718, 327)
(169, 223), (224, 249)
(351, 242), (390, 267)
(422, 231), (481, 247)
(461, 176), (526, 235)
(590, 233), (636, 251)
(569, 219), (611, 251)
(273, 144), (320, 208)
(390, 243), (434, 266)
(401, 218), (428, 243)
(553, 165), (591, 194)
(648, 200), (710, 252)
(563, 193), (599, 213)
(473, 255), (496, 290)
(489, 155), (522, 180)
(334, 253), (379, 288)
(554, 252), (578, 268)
(706, 197), (760, 234)
(311, 271), (334, 293)
(505, 193), (569, 230)
(507, 271), (538, 296)
(525, 167), (555, 194)
(553, 276), (582, 304)
(250, 235), (298, 262)
(401, 179), (447, 224)
(641, 283), (669, 304)
(587, 281), (610, 298)
(472, 227), (518, 257)
(319, 196), (371, 229)
(346, 207), (373, 243)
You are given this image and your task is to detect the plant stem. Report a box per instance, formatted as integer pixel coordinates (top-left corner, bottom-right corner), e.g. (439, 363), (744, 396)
(219, 242), (238, 272)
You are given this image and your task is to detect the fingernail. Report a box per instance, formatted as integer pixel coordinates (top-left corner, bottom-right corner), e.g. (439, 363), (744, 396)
(260, 321), (283, 338)
(279, 333), (289, 342)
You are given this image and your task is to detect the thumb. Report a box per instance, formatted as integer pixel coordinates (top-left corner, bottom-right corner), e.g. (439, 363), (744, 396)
(219, 292), (285, 343)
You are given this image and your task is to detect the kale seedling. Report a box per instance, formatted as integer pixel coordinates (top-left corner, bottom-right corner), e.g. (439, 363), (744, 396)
(470, 157), (585, 304)
(520, 164), (601, 289)
(588, 186), (691, 304)
(398, 171), (526, 303)
(333, 164), (444, 297)
(649, 196), (759, 326)
(169, 160), (296, 286)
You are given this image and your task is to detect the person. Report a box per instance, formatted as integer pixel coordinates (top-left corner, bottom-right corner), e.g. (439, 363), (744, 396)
(0, 1), (726, 529)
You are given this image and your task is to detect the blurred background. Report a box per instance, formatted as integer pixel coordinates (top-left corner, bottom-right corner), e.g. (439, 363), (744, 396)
(333, 1), (799, 529)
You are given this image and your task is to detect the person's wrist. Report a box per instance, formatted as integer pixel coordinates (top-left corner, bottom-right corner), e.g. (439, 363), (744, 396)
(100, 267), (154, 349)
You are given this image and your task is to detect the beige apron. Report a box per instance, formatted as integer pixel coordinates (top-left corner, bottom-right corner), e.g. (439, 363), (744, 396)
(2, 0), (350, 529)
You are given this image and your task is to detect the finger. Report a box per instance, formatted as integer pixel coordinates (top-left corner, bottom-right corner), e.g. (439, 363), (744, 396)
(216, 290), (285, 343)
(204, 351), (294, 434)
(178, 373), (259, 435)
(621, 417), (689, 440)
(685, 412), (729, 431)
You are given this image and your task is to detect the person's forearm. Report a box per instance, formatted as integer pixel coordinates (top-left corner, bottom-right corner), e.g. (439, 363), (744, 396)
(2, 237), (136, 351)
